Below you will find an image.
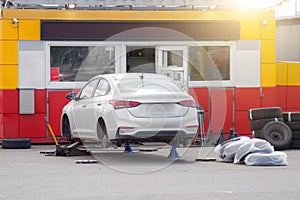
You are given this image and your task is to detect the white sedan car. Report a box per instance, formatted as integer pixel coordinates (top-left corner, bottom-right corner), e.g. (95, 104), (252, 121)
(61, 73), (198, 146)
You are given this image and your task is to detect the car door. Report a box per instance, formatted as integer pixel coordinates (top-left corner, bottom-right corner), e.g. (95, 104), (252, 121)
(85, 78), (111, 139)
(72, 78), (99, 139)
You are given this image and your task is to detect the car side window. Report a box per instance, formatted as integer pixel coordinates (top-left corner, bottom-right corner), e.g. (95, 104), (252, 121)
(94, 79), (110, 97)
(79, 78), (99, 99)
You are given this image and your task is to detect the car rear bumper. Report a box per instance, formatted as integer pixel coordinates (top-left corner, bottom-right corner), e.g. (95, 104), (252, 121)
(114, 128), (197, 143)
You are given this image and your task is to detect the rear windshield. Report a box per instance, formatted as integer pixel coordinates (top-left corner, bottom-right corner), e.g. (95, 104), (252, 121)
(117, 78), (183, 93)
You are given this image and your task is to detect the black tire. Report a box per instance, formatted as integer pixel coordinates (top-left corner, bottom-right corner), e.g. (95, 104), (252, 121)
(62, 116), (72, 143)
(290, 140), (300, 149)
(248, 107), (282, 120)
(282, 112), (300, 122)
(1, 138), (31, 149)
(285, 122), (300, 131)
(292, 131), (300, 140)
(262, 121), (292, 150)
(250, 118), (284, 131)
(253, 130), (263, 138)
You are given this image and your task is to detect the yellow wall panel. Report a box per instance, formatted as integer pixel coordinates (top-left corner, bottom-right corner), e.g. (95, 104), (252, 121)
(0, 20), (18, 40)
(261, 63), (276, 87)
(2, 9), (275, 21)
(276, 62), (288, 86)
(260, 39), (275, 63)
(240, 20), (260, 40)
(0, 41), (18, 65)
(19, 20), (40, 40)
(261, 20), (275, 40)
(287, 62), (300, 86)
(0, 65), (18, 89)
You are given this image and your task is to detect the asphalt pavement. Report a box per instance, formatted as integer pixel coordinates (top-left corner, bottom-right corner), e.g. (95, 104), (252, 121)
(0, 145), (299, 200)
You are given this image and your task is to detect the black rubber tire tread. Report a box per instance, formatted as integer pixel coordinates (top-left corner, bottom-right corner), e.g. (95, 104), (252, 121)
(253, 130), (263, 138)
(285, 122), (300, 131)
(290, 140), (300, 149)
(282, 112), (300, 122)
(250, 118), (284, 131)
(1, 138), (31, 149)
(262, 121), (292, 150)
(248, 107), (282, 120)
(292, 131), (300, 140)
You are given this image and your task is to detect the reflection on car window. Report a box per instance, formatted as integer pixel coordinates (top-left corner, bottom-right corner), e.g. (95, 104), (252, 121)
(94, 79), (110, 97)
(79, 78), (99, 99)
(118, 79), (183, 93)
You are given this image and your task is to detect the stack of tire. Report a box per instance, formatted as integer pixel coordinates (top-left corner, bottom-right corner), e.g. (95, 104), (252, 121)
(249, 107), (293, 150)
(282, 112), (300, 149)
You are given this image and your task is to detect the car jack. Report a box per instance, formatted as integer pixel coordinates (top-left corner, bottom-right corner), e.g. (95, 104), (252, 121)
(42, 117), (89, 157)
(168, 145), (180, 158)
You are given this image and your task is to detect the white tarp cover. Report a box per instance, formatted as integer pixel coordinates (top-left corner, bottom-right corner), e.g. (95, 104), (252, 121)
(214, 136), (251, 163)
(233, 138), (274, 164)
(245, 152), (288, 166)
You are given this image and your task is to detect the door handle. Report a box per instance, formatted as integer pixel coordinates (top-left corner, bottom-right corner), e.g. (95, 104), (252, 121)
(82, 105), (87, 108)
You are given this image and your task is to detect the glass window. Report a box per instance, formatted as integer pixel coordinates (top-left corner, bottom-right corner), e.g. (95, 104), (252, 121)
(126, 47), (156, 73)
(189, 46), (230, 81)
(50, 46), (115, 82)
(94, 79), (110, 97)
(117, 79), (183, 93)
(79, 78), (99, 99)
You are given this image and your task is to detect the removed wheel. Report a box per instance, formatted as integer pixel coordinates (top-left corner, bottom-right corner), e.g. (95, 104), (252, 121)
(292, 131), (300, 140)
(248, 107), (282, 120)
(253, 130), (263, 139)
(282, 112), (300, 122)
(1, 138), (31, 149)
(285, 122), (300, 131)
(262, 121), (292, 150)
(250, 117), (283, 131)
(290, 140), (300, 149)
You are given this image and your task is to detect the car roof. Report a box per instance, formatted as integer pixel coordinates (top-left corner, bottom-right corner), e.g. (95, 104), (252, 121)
(99, 73), (169, 81)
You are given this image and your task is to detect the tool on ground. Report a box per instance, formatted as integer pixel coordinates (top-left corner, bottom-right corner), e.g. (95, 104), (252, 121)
(43, 117), (88, 156)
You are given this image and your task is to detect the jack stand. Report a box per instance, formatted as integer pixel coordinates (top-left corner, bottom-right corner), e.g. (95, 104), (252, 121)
(124, 142), (133, 153)
(215, 128), (226, 146)
(168, 145), (180, 158)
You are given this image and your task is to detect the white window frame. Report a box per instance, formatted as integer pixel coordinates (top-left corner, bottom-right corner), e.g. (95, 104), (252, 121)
(45, 41), (235, 89)
(45, 41), (121, 89)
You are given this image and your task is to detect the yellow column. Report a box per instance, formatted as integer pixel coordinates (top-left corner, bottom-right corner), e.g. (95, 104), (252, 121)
(0, 19), (19, 89)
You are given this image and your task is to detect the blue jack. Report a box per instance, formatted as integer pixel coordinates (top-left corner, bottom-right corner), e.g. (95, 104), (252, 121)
(124, 142), (133, 153)
(168, 145), (180, 158)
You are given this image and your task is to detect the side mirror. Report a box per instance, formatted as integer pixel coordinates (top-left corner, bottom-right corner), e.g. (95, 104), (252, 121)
(66, 92), (76, 100)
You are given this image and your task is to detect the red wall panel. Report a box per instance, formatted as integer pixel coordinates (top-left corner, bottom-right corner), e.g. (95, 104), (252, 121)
(35, 90), (46, 114)
(189, 88), (208, 111)
(235, 88), (261, 111)
(48, 90), (73, 137)
(209, 89), (233, 133)
(0, 90), (19, 114)
(286, 86), (300, 109)
(261, 87), (277, 108)
(0, 114), (19, 138)
(276, 86), (287, 111)
(19, 114), (46, 138)
(235, 111), (251, 135)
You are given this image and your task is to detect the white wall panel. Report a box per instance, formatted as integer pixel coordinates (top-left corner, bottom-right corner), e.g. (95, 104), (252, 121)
(19, 41), (46, 89)
(235, 40), (260, 88)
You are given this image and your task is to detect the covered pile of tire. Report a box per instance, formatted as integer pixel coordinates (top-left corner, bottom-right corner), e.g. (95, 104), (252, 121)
(249, 107), (292, 150)
(282, 112), (300, 149)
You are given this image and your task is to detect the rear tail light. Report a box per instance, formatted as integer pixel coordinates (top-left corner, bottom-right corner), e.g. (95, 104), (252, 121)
(109, 100), (140, 109)
(178, 100), (196, 108)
